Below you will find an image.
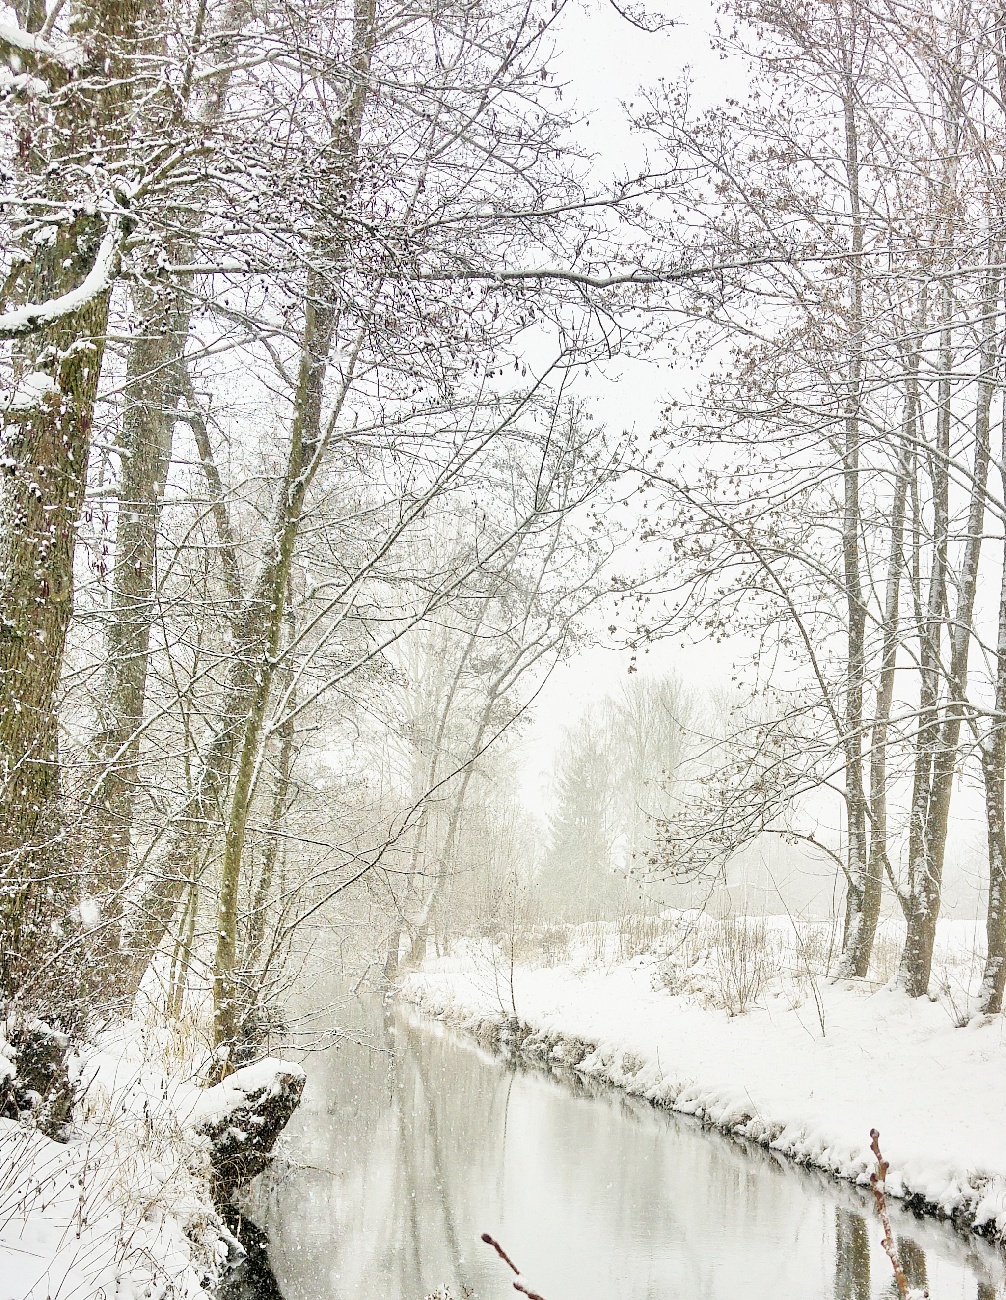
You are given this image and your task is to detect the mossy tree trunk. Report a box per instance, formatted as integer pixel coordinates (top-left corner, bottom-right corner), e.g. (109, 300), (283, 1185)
(0, 0), (155, 1013)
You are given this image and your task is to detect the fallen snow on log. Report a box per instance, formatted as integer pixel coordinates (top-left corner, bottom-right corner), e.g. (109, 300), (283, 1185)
(401, 915), (1006, 1245)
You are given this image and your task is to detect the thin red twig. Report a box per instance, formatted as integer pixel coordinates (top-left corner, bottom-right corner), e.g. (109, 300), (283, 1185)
(481, 1232), (519, 1275)
(481, 1232), (549, 1300)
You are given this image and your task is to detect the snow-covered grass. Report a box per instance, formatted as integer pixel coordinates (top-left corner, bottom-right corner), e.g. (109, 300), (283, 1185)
(1, 1011), (232, 1300)
(403, 911), (1006, 1246)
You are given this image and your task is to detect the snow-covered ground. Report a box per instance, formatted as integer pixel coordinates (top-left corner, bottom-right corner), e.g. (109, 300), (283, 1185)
(0, 1013), (304, 1300)
(401, 912), (1006, 1244)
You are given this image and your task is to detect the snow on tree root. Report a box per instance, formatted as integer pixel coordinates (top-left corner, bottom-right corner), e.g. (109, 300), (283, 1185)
(189, 1058), (306, 1206)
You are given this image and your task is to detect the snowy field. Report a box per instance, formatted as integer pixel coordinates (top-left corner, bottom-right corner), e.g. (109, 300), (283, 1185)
(401, 912), (1006, 1242)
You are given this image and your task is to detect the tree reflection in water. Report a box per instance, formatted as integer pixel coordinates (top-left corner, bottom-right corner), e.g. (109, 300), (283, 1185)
(251, 1002), (1006, 1300)
(898, 1236), (929, 1296)
(835, 1208), (870, 1300)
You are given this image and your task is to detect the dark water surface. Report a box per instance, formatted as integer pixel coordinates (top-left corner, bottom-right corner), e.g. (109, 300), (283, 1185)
(248, 998), (1006, 1300)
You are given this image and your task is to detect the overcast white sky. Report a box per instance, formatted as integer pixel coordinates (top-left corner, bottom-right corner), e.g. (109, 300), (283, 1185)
(516, 0), (745, 816)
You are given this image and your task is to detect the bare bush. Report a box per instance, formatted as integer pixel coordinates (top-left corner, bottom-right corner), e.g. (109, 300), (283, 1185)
(710, 917), (775, 1016)
(535, 923), (572, 968)
(582, 920), (610, 965)
(869, 933), (902, 984)
(791, 922), (836, 978)
(617, 913), (665, 960)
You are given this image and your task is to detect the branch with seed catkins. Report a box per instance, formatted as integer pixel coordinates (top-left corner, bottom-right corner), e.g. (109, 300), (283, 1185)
(482, 1232), (549, 1300)
(869, 1129), (928, 1300)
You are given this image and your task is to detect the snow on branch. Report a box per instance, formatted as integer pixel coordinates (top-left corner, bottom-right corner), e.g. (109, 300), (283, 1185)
(0, 18), (81, 75)
(416, 253), (812, 290)
(0, 208), (126, 339)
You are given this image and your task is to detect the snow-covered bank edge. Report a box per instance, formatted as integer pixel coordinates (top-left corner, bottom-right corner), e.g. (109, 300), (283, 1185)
(1, 1016), (305, 1300)
(399, 980), (1006, 1251)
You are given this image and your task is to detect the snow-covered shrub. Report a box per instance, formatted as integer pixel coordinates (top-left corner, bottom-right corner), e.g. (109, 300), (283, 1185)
(657, 916), (717, 999)
(535, 922), (571, 967)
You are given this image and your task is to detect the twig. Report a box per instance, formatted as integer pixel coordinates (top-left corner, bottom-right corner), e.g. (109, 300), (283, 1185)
(481, 1232), (549, 1300)
(481, 1232), (519, 1275)
(869, 1129), (927, 1299)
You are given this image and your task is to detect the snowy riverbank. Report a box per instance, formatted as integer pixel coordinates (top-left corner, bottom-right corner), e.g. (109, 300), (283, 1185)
(0, 1014), (304, 1300)
(400, 914), (1006, 1245)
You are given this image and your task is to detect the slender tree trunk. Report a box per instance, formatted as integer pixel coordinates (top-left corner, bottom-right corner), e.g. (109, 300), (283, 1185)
(398, 615), (486, 967)
(975, 0), (1006, 1017)
(846, 414), (912, 975)
(980, 398), (1006, 1013)
(211, 289), (336, 1053)
(121, 0), (376, 1020)
(242, 675), (296, 976)
(166, 874), (199, 1019)
(91, 284), (186, 917)
(899, 299), (952, 990)
(213, 0), (378, 1050)
(837, 68), (871, 975)
(900, 238), (999, 995)
(88, 0), (250, 942)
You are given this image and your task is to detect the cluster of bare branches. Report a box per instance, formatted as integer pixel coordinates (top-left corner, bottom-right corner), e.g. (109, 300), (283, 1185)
(0, 0), (702, 1080)
(635, 0), (1006, 1009)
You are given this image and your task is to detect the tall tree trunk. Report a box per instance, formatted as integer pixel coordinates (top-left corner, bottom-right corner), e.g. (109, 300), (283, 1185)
(980, 397), (1006, 1013)
(121, 0), (376, 1023)
(900, 238), (999, 995)
(211, 287), (335, 1053)
(837, 59), (871, 975)
(91, 284), (186, 914)
(89, 0), (250, 950)
(847, 408), (912, 974)
(0, 0), (153, 1010)
(899, 292), (952, 991)
(0, 281), (111, 1005)
(214, 0), (377, 1053)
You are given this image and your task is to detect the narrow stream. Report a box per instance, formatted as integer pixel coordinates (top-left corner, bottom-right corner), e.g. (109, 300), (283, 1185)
(246, 998), (1006, 1300)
